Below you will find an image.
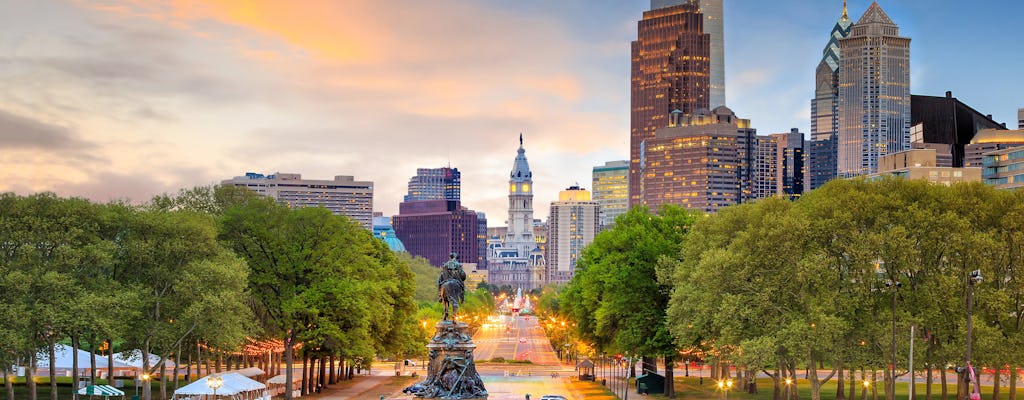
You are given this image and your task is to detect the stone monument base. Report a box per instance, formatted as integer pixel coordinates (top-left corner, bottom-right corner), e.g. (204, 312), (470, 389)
(403, 321), (488, 399)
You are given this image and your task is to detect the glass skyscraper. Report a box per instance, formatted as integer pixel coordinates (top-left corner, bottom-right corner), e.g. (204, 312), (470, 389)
(837, 2), (911, 178)
(591, 160), (629, 230)
(629, 1), (711, 207)
(809, 2), (852, 189)
(404, 167), (460, 202)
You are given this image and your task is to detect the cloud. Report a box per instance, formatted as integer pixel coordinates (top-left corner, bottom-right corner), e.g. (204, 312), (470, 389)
(0, 108), (100, 158)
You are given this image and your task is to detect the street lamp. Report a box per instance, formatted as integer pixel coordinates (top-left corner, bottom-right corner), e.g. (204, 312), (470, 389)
(717, 379), (733, 399)
(965, 269), (983, 400)
(207, 374), (224, 399)
(784, 377), (793, 400)
(136, 373), (150, 399)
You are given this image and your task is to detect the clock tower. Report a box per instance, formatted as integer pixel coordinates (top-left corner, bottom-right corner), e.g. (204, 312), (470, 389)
(505, 134), (536, 251)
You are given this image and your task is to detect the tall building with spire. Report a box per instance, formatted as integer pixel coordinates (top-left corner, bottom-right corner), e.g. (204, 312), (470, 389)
(809, 1), (853, 189)
(629, 0), (711, 207)
(487, 135), (545, 290)
(837, 1), (911, 178)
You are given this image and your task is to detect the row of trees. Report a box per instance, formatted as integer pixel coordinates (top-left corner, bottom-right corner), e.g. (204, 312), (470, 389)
(556, 179), (1024, 400)
(1, 186), (424, 400)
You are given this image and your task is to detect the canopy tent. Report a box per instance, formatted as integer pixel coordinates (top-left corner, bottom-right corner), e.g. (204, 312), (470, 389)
(116, 350), (176, 369)
(78, 385), (125, 397)
(232, 367), (264, 378)
(172, 373), (267, 399)
(266, 369), (302, 385)
(35, 344), (134, 370)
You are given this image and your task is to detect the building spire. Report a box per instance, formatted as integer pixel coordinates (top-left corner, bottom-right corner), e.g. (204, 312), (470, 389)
(519, 133), (523, 147)
(842, 0), (848, 20)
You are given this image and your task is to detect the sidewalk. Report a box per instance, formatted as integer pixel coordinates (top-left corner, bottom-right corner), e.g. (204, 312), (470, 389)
(308, 375), (391, 400)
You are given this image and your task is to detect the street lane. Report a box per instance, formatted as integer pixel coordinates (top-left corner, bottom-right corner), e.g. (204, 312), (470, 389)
(473, 314), (560, 366)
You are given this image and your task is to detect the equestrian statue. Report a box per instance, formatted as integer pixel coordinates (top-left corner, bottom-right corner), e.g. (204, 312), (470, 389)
(438, 252), (467, 321)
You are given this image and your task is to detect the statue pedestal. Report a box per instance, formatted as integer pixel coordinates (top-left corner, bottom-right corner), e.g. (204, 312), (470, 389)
(403, 321), (488, 399)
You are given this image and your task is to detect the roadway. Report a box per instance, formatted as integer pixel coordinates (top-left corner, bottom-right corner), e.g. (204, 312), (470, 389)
(473, 314), (561, 366)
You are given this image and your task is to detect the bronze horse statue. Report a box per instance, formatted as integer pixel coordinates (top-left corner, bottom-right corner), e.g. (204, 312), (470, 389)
(438, 252), (467, 321)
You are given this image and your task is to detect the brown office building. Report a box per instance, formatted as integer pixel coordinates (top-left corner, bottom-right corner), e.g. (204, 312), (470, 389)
(641, 107), (756, 213)
(393, 200), (481, 267)
(629, 1), (711, 207)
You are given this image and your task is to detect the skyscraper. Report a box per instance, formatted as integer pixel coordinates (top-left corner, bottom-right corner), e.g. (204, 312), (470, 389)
(648, 0), (724, 108)
(1018, 108), (1023, 129)
(630, 1), (711, 207)
(837, 2), (911, 178)
(546, 186), (600, 286)
(641, 107), (756, 213)
(404, 167), (460, 202)
(591, 160), (629, 229)
(809, 1), (852, 189)
(487, 136), (545, 290)
(222, 172), (374, 229)
(754, 129), (807, 200)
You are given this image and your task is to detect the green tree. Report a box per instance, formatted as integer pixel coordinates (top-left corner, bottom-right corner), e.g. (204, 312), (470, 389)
(562, 205), (698, 397)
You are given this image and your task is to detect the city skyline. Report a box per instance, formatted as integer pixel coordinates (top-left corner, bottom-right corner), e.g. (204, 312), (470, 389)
(3, 1), (1023, 224)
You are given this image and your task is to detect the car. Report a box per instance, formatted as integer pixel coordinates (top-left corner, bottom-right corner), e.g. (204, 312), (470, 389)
(540, 396), (567, 400)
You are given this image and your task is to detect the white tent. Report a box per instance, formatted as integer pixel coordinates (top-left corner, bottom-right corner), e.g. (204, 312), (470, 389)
(232, 367), (264, 378)
(172, 373), (268, 400)
(35, 344), (134, 370)
(116, 350), (176, 369)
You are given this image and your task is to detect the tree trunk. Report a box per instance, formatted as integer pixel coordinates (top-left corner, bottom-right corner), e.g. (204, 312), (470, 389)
(872, 369), (878, 400)
(48, 340), (58, 400)
(143, 338), (152, 400)
(107, 338), (114, 385)
(993, 368), (1002, 400)
(173, 353), (179, 390)
(884, 365), (893, 400)
(861, 369), (868, 400)
(771, 368), (781, 400)
(329, 356), (336, 384)
(159, 360), (168, 400)
(791, 364), (800, 400)
(319, 357), (327, 392)
(28, 353), (36, 400)
(926, 365), (933, 400)
(89, 337), (97, 385)
(837, 363), (846, 400)
(284, 339), (294, 400)
(72, 336), (80, 400)
(301, 354), (308, 396)
(1009, 366), (1018, 400)
(664, 355), (675, 398)
(809, 355), (822, 400)
(849, 367), (856, 400)
(4, 365), (15, 400)
(940, 366), (948, 400)
(216, 353), (222, 373)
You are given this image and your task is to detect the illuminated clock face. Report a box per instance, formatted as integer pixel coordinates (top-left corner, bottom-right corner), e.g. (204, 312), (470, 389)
(510, 183), (516, 192)
(522, 183), (530, 193)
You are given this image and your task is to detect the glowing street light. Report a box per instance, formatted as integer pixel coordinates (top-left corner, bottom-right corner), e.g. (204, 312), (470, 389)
(207, 374), (224, 399)
(784, 378), (793, 400)
(717, 379), (733, 399)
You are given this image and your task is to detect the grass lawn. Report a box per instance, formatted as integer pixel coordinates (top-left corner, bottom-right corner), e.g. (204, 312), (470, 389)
(620, 376), (1024, 400)
(1, 376), (189, 400)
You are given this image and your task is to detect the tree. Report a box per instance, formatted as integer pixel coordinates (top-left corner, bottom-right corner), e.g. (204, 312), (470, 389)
(115, 209), (252, 400)
(562, 205), (698, 397)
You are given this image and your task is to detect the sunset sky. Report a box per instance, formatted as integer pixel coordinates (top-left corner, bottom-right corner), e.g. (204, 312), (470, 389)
(2, 1), (1022, 224)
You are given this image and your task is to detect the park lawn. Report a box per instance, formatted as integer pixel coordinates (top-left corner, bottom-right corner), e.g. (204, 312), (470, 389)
(1, 376), (177, 400)
(626, 376), (1024, 400)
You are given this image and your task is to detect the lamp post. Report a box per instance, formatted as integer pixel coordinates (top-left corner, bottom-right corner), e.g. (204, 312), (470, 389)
(136, 373), (150, 399)
(965, 269), (983, 400)
(207, 374), (223, 399)
(717, 379), (733, 400)
(784, 377), (792, 400)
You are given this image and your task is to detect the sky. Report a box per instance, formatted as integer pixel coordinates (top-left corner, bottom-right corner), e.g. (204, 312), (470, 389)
(2, 0), (1023, 226)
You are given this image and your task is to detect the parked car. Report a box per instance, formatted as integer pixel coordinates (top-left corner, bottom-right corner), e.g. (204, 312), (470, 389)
(540, 396), (567, 400)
